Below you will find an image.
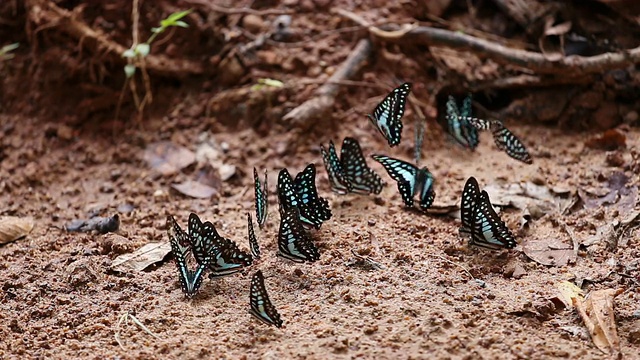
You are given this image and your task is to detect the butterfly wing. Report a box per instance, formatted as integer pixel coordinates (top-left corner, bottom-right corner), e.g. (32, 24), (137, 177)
(367, 83), (411, 147)
(340, 137), (385, 195)
(459, 176), (481, 236)
(292, 164), (332, 229)
(249, 270), (283, 328)
(446, 95), (479, 150)
(416, 168), (436, 211)
(187, 213), (218, 266)
(470, 191), (517, 250)
(168, 216), (208, 297)
(277, 206), (320, 263)
(208, 235), (253, 278)
(490, 121), (533, 164)
(254, 168), (269, 227)
(371, 155), (418, 207)
(320, 141), (352, 194)
(247, 212), (260, 259)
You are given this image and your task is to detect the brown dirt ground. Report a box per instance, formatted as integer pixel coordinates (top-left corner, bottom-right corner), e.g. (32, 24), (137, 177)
(1, 1), (640, 359)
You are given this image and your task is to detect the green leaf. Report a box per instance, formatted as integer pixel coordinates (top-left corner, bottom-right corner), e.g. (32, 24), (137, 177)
(174, 20), (189, 28)
(124, 64), (137, 78)
(165, 9), (192, 23)
(122, 49), (136, 58)
(135, 43), (150, 57)
(258, 78), (284, 88)
(151, 27), (162, 34)
(0, 43), (19, 54)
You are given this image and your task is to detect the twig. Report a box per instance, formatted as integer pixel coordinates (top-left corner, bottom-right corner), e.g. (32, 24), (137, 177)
(431, 254), (476, 281)
(114, 311), (160, 351)
(184, 0), (294, 16)
(333, 8), (640, 76)
(282, 38), (372, 123)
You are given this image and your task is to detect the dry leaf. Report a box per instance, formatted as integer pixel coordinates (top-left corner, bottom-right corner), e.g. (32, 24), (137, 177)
(111, 242), (172, 272)
(0, 216), (35, 244)
(585, 129), (626, 150)
(523, 237), (576, 266)
(573, 288), (624, 355)
(171, 180), (218, 198)
(143, 141), (196, 176)
(556, 281), (583, 309)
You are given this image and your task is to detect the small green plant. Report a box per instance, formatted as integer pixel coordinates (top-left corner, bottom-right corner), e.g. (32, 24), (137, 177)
(0, 43), (19, 61)
(250, 78), (285, 92)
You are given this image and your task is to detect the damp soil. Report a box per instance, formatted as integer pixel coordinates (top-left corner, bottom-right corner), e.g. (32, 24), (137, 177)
(1, 1), (640, 359)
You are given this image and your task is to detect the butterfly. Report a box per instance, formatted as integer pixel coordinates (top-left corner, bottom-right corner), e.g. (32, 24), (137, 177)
(367, 82), (412, 147)
(371, 155), (436, 212)
(249, 270), (283, 328)
(490, 121), (533, 164)
(459, 177), (517, 250)
(277, 205), (320, 262)
(277, 165), (332, 229)
(340, 137), (385, 195)
(187, 213), (253, 278)
(445, 94), (480, 150)
(247, 212), (260, 259)
(167, 215), (209, 297)
(254, 168), (269, 227)
(320, 140), (352, 194)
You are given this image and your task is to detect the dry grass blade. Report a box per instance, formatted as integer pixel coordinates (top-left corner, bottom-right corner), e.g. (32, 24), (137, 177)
(114, 311), (161, 351)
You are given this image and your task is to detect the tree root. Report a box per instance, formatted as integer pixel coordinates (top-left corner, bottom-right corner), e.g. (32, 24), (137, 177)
(333, 8), (640, 77)
(282, 39), (372, 124)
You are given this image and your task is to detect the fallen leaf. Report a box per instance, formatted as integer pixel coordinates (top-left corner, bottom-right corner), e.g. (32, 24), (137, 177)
(573, 288), (624, 355)
(171, 180), (218, 198)
(0, 216), (35, 244)
(484, 181), (573, 217)
(523, 237), (576, 266)
(143, 141), (196, 176)
(111, 242), (172, 272)
(556, 281), (584, 309)
(585, 129), (626, 150)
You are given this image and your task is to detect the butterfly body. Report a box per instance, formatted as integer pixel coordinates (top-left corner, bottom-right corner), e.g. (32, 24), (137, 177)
(367, 83), (411, 147)
(249, 270), (283, 328)
(371, 155), (436, 212)
(277, 165), (331, 229)
(459, 177), (517, 250)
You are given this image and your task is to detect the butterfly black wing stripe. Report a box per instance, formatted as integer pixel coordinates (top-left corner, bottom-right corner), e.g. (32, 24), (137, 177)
(320, 141), (352, 194)
(277, 206), (320, 262)
(254, 168), (269, 227)
(292, 164), (332, 229)
(470, 191), (517, 250)
(367, 83), (411, 147)
(168, 215), (209, 297)
(340, 137), (385, 195)
(459, 176), (481, 236)
(490, 121), (533, 164)
(247, 212), (260, 259)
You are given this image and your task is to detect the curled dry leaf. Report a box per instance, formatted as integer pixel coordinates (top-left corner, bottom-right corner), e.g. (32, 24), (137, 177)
(0, 216), (35, 245)
(171, 180), (218, 198)
(523, 237), (576, 266)
(143, 141), (196, 176)
(573, 288), (625, 355)
(111, 242), (172, 272)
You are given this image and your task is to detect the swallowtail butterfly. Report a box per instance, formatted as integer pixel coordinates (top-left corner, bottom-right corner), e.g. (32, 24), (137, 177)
(371, 155), (436, 212)
(490, 121), (533, 164)
(459, 177), (517, 250)
(277, 206), (320, 262)
(320, 141), (352, 194)
(187, 213), (253, 278)
(277, 165), (332, 229)
(445, 94), (480, 150)
(253, 168), (269, 227)
(167, 215), (209, 297)
(367, 83), (412, 147)
(340, 137), (385, 195)
(249, 270), (283, 328)
(247, 212), (260, 259)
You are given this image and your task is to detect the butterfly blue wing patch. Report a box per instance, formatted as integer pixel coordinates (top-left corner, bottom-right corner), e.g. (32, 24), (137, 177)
(247, 212), (260, 259)
(459, 176), (480, 237)
(446, 94), (479, 150)
(168, 215), (209, 297)
(367, 82), (411, 147)
(249, 270), (283, 328)
(340, 137), (385, 195)
(277, 206), (320, 263)
(470, 191), (517, 250)
(321, 141), (352, 194)
(416, 168), (436, 211)
(292, 164), (332, 229)
(371, 155), (417, 207)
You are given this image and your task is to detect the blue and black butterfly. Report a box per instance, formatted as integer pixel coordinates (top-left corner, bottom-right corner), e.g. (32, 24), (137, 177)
(445, 94), (480, 150)
(367, 82), (412, 147)
(489, 121), (533, 164)
(371, 155), (436, 212)
(247, 212), (260, 259)
(459, 177), (517, 250)
(320, 141), (352, 195)
(253, 168), (268, 228)
(249, 270), (283, 328)
(321, 137), (385, 195)
(277, 205), (320, 262)
(167, 215), (209, 297)
(277, 165), (331, 229)
(187, 213), (253, 278)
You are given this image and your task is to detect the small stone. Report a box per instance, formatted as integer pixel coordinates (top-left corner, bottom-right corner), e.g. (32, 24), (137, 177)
(57, 125), (74, 140)
(373, 197), (385, 206)
(368, 219), (376, 226)
(219, 164), (236, 181)
(242, 14), (265, 33)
